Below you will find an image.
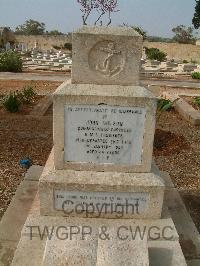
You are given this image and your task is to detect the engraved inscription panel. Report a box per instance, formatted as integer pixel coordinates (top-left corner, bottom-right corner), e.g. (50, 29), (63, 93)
(54, 190), (149, 216)
(88, 41), (126, 77)
(64, 105), (146, 165)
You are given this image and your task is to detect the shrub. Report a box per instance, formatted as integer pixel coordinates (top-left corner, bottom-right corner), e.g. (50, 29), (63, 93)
(18, 85), (37, 104)
(183, 59), (189, 64)
(0, 51), (22, 72)
(157, 99), (173, 112)
(191, 59), (198, 64)
(193, 97), (200, 106)
(157, 98), (174, 121)
(131, 26), (147, 40)
(191, 72), (200, 79)
(52, 45), (61, 50)
(64, 43), (72, 51)
(145, 48), (167, 62)
(3, 92), (21, 112)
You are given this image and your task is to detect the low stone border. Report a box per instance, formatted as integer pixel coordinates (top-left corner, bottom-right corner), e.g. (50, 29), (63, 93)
(0, 166), (43, 266)
(175, 98), (200, 126)
(30, 95), (52, 116)
(148, 85), (200, 97)
(162, 92), (200, 126)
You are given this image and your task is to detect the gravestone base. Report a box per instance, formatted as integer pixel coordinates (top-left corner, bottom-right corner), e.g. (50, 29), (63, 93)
(39, 150), (165, 219)
(11, 202), (186, 266)
(54, 80), (157, 173)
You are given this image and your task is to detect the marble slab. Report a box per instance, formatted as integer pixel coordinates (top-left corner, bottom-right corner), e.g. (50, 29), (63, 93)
(64, 105), (146, 166)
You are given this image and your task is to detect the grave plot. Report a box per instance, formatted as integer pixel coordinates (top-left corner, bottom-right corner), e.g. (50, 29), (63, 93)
(160, 93), (200, 126)
(1, 26), (199, 265)
(9, 26), (189, 265)
(0, 81), (58, 220)
(175, 96), (200, 125)
(182, 96), (200, 111)
(22, 51), (72, 72)
(141, 48), (200, 80)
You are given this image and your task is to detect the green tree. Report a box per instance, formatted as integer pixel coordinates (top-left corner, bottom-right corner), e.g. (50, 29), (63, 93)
(0, 51), (22, 72)
(15, 19), (46, 35)
(120, 23), (147, 40)
(64, 43), (72, 51)
(132, 26), (147, 40)
(46, 30), (64, 35)
(193, 0), (200, 29)
(172, 25), (195, 44)
(145, 48), (167, 62)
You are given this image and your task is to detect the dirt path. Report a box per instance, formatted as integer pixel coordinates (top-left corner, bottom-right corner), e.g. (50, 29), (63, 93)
(0, 80), (62, 95)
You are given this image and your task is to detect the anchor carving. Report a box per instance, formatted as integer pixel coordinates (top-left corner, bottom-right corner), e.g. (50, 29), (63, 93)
(96, 42), (123, 77)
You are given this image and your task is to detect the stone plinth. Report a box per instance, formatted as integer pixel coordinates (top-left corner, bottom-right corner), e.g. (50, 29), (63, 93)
(72, 26), (142, 86)
(53, 81), (157, 173)
(39, 150), (165, 219)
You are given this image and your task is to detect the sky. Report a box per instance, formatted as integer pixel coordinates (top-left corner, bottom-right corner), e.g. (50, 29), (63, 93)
(0, 0), (197, 37)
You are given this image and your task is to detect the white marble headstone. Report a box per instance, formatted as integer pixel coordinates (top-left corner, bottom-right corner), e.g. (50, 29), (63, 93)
(64, 105), (146, 166)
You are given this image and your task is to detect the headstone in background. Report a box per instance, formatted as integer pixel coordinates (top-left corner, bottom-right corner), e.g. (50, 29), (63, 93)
(142, 47), (147, 60)
(5, 42), (11, 51)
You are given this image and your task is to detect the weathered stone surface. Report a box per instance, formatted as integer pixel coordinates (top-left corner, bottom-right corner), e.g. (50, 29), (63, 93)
(53, 81), (157, 172)
(0, 240), (17, 266)
(11, 211), (181, 265)
(148, 240), (187, 266)
(174, 98), (200, 125)
(0, 180), (38, 242)
(11, 236), (46, 266)
(165, 188), (200, 259)
(43, 229), (98, 266)
(72, 26), (142, 86)
(96, 227), (149, 266)
(24, 165), (44, 181)
(39, 151), (165, 219)
(30, 95), (52, 116)
(22, 213), (179, 241)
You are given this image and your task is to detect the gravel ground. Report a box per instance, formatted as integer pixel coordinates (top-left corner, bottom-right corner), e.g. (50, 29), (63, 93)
(155, 110), (199, 190)
(155, 109), (200, 231)
(0, 114), (53, 218)
(0, 80), (62, 95)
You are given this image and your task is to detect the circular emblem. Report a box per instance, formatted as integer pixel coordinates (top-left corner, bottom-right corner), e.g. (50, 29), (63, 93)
(88, 40), (125, 78)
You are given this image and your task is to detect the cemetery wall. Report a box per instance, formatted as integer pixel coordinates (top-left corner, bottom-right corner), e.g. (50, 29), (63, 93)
(15, 34), (72, 50)
(144, 41), (200, 62)
(15, 34), (200, 61)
